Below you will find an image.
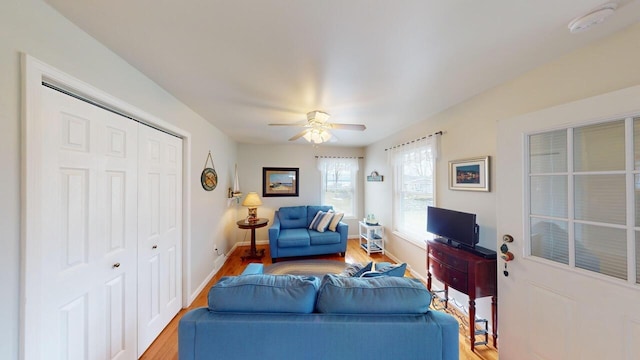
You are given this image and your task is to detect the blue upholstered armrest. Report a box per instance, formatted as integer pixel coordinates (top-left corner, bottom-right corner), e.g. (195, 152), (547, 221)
(268, 211), (281, 241)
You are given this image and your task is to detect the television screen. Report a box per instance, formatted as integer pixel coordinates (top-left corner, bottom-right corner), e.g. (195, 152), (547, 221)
(426, 206), (478, 248)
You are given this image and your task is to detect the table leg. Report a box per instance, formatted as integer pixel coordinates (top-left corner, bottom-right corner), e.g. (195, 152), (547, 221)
(492, 295), (498, 348)
(444, 284), (449, 309)
(241, 228), (265, 260)
(469, 298), (476, 352)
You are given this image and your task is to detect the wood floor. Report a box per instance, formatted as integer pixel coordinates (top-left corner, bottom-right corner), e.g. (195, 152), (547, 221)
(140, 239), (498, 360)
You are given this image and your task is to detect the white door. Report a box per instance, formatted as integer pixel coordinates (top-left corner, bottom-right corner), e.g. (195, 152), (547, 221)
(137, 125), (183, 356)
(38, 86), (139, 359)
(497, 86), (640, 359)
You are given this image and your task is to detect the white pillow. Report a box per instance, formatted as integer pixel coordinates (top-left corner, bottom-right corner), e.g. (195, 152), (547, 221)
(312, 211), (334, 232)
(328, 212), (344, 232)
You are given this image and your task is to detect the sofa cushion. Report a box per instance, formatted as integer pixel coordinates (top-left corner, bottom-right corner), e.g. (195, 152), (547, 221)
(306, 205), (333, 226)
(208, 274), (320, 313)
(309, 229), (341, 245)
(316, 274), (431, 314)
(277, 228), (311, 247)
(278, 206), (308, 229)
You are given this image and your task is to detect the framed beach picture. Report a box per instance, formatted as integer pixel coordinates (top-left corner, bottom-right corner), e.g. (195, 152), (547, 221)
(449, 156), (490, 192)
(262, 167), (299, 197)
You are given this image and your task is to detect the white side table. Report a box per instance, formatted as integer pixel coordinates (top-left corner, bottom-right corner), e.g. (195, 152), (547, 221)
(358, 221), (385, 255)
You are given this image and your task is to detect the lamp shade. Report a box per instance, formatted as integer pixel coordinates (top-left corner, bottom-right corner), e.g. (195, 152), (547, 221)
(242, 192), (263, 207)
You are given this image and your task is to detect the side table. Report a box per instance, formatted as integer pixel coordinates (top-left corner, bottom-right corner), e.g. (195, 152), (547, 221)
(358, 221), (385, 255)
(236, 218), (269, 261)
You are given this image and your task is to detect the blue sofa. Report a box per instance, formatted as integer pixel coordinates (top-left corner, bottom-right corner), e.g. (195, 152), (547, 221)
(268, 205), (348, 262)
(178, 266), (459, 360)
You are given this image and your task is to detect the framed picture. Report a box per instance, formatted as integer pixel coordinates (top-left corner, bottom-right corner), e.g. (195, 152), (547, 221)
(449, 156), (490, 192)
(262, 167), (299, 197)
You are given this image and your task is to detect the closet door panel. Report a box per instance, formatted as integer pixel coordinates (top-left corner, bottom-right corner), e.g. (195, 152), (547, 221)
(37, 86), (138, 360)
(137, 126), (183, 356)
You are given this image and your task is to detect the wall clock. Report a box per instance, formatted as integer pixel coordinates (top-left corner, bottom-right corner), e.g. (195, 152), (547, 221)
(201, 151), (218, 191)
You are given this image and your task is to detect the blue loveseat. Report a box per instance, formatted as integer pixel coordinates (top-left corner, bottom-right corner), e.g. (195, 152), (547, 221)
(178, 267), (459, 360)
(268, 205), (348, 262)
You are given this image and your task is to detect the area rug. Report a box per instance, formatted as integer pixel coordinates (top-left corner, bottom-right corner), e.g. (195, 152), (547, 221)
(263, 259), (349, 277)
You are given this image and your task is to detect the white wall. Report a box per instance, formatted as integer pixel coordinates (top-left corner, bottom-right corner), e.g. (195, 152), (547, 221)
(236, 143), (365, 244)
(1, 1), (236, 358)
(365, 21), (640, 328)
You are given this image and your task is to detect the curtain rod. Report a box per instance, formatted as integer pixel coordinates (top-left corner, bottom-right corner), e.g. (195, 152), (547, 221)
(384, 131), (443, 151)
(315, 156), (364, 159)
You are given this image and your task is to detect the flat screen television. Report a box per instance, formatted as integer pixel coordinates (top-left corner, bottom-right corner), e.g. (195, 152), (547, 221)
(426, 206), (479, 249)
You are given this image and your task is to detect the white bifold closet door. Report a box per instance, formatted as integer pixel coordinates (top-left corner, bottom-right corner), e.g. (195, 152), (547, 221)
(35, 85), (182, 360)
(137, 124), (183, 356)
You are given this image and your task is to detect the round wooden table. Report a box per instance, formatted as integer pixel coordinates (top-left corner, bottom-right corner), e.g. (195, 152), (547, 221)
(236, 218), (269, 261)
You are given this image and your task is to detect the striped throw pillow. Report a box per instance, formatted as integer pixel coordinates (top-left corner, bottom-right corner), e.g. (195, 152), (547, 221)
(311, 211), (334, 232)
(327, 212), (344, 232)
(309, 210), (324, 230)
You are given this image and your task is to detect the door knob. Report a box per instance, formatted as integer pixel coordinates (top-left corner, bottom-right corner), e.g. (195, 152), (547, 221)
(152, 245), (158, 249)
(112, 262), (120, 268)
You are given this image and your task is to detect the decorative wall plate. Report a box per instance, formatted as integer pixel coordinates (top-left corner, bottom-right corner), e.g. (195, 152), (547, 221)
(201, 167), (218, 191)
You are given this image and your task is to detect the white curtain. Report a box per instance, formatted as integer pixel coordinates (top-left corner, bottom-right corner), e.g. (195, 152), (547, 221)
(388, 133), (440, 239)
(317, 157), (359, 172)
(317, 157), (359, 216)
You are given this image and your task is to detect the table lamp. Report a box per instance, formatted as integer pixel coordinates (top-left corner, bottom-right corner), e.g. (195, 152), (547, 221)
(242, 192), (262, 222)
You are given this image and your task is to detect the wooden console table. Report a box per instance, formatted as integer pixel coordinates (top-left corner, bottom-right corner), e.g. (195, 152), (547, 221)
(426, 239), (497, 352)
(236, 218), (268, 261)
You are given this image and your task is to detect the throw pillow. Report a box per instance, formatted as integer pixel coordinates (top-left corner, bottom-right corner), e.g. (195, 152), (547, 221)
(310, 211), (334, 232)
(308, 210), (323, 230)
(340, 262), (364, 277)
(327, 212), (344, 232)
(350, 261), (372, 277)
(360, 263), (407, 277)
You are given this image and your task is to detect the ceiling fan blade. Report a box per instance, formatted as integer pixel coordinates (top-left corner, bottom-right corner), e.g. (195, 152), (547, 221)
(289, 129), (310, 141)
(329, 123), (366, 131)
(269, 120), (309, 127)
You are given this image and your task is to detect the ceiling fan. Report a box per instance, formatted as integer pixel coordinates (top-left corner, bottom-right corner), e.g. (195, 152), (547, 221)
(268, 110), (366, 144)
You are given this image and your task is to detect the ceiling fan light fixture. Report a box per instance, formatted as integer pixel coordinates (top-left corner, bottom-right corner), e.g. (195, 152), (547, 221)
(303, 128), (332, 144)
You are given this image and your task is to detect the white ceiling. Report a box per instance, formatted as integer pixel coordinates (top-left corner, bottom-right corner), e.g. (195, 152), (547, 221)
(44, 0), (640, 147)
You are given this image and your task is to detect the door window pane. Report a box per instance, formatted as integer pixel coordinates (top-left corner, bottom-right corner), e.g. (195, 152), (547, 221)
(574, 174), (626, 225)
(528, 117), (634, 283)
(574, 120), (625, 172)
(530, 218), (568, 265)
(633, 118), (640, 170)
(530, 175), (567, 217)
(575, 224), (626, 280)
(530, 130), (567, 173)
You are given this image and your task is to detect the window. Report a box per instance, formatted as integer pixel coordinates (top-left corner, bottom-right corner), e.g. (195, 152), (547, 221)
(317, 157), (358, 217)
(527, 117), (640, 284)
(389, 135), (438, 243)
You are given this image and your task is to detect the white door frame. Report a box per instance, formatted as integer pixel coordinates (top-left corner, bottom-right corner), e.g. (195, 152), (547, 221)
(20, 54), (193, 359)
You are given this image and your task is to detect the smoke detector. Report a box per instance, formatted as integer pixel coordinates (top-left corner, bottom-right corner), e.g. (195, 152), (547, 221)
(568, 2), (618, 33)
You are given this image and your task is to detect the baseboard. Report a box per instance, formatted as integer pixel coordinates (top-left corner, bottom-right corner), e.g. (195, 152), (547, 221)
(187, 253), (227, 305)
